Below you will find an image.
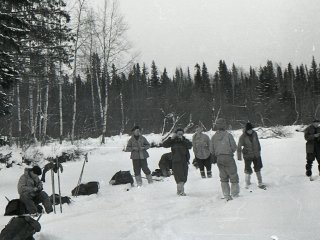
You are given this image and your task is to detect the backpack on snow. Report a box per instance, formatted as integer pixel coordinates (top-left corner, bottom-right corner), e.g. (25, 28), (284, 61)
(4, 199), (27, 216)
(109, 171), (134, 186)
(151, 169), (163, 177)
(49, 194), (71, 205)
(71, 181), (99, 196)
(0, 216), (41, 240)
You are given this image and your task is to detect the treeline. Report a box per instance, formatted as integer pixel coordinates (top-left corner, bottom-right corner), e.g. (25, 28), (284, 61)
(2, 57), (320, 143)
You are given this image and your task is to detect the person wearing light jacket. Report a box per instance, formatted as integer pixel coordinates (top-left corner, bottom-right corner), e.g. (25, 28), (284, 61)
(192, 125), (212, 178)
(237, 122), (265, 189)
(17, 166), (53, 214)
(210, 118), (239, 201)
(125, 126), (153, 186)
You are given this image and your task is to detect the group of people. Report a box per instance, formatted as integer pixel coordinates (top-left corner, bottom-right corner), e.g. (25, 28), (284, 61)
(14, 118), (320, 215)
(125, 118), (266, 200)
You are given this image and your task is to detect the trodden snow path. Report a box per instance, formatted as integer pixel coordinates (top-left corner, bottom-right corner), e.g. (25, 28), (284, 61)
(1, 128), (320, 240)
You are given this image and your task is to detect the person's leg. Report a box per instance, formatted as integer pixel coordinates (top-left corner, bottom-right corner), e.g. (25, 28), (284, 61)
(36, 191), (53, 213)
(141, 159), (153, 183)
(197, 158), (206, 178)
(306, 153), (315, 177)
(225, 157), (240, 197)
(204, 156), (212, 178)
(132, 159), (142, 186)
(217, 162), (231, 200)
(244, 158), (253, 188)
(20, 193), (38, 214)
(253, 157), (264, 186)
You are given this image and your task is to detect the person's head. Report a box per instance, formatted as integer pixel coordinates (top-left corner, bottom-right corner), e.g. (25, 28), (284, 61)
(245, 122), (254, 135)
(195, 125), (203, 134)
(215, 118), (226, 131)
(131, 126), (141, 136)
(175, 128), (184, 138)
(312, 119), (320, 128)
(31, 166), (42, 176)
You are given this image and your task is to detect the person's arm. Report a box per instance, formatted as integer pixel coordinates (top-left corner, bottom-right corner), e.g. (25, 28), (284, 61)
(237, 135), (244, 160)
(229, 134), (237, 153)
(125, 138), (134, 152)
(162, 137), (173, 148)
(141, 137), (150, 150)
(192, 134), (198, 153)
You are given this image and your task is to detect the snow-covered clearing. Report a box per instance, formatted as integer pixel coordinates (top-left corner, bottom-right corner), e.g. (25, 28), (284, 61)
(1, 126), (320, 240)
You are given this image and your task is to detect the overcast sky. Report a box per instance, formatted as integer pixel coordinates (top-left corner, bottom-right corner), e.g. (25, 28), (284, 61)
(90, 0), (320, 74)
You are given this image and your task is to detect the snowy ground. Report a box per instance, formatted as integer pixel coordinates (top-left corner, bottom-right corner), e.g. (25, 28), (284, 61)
(1, 126), (320, 240)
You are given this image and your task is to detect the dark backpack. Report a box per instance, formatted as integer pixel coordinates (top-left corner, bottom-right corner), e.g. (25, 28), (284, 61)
(71, 181), (99, 196)
(109, 171), (134, 186)
(4, 199), (26, 216)
(151, 169), (163, 177)
(0, 216), (41, 240)
(49, 194), (71, 205)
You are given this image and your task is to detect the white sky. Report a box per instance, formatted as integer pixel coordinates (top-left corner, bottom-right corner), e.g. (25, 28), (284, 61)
(88, 0), (320, 75)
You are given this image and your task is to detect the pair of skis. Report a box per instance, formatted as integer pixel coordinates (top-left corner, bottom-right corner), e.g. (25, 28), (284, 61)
(51, 157), (63, 214)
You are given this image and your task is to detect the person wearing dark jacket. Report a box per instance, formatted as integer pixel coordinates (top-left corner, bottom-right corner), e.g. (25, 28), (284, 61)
(158, 152), (173, 177)
(17, 166), (53, 214)
(125, 126), (153, 186)
(304, 119), (320, 177)
(237, 122), (265, 189)
(162, 128), (192, 196)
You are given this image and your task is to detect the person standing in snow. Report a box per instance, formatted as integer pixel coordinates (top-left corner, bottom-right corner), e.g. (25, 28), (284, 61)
(162, 128), (192, 196)
(125, 126), (153, 186)
(237, 122), (265, 189)
(17, 166), (53, 215)
(304, 119), (320, 177)
(192, 125), (212, 178)
(210, 118), (240, 201)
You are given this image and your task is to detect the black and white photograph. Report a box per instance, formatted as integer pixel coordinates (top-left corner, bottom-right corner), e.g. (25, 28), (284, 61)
(1, 0), (320, 239)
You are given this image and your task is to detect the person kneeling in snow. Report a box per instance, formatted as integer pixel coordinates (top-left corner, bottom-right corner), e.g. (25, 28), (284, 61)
(17, 166), (53, 215)
(162, 128), (192, 196)
(158, 152), (173, 177)
(237, 122), (265, 189)
(125, 126), (153, 186)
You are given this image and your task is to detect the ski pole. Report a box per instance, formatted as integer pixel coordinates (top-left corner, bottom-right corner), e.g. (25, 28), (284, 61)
(75, 153), (88, 197)
(5, 196), (10, 202)
(51, 169), (56, 214)
(56, 158), (63, 213)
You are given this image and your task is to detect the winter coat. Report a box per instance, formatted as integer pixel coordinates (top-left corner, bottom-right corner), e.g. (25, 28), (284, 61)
(125, 135), (150, 160)
(210, 130), (237, 157)
(192, 132), (211, 159)
(159, 152), (173, 170)
(17, 168), (42, 197)
(162, 137), (192, 163)
(237, 130), (261, 160)
(304, 125), (320, 153)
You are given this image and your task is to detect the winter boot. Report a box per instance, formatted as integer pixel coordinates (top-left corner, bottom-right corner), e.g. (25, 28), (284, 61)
(200, 171), (206, 178)
(146, 174), (153, 184)
(207, 171), (212, 178)
(177, 182), (186, 196)
(231, 182), (240, 197)
(256, 171), (266, 188)
(245, 174), (251, 189)
(135, 175), (142, 187)
(221, 182), (231, 200)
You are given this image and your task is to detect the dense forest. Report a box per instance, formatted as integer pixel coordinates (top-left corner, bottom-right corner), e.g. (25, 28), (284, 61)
(1, 0), (320, 146)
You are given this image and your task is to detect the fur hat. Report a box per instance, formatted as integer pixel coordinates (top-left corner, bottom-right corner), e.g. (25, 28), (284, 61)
(175, 128), (184, 133)
(32, 166), (42, 175)
(131, 126), (140, 132)
(245, 122), (254, 131)
(215, 118), (226, 130)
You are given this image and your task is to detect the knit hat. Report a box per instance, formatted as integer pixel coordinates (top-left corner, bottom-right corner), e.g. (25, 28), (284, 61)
(32, 166), (42, 175)
(131, 126), (140, 132)
(245, 122), (254, 131)
(175, 128), (184, 133)
(215, 118), (226, 130)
